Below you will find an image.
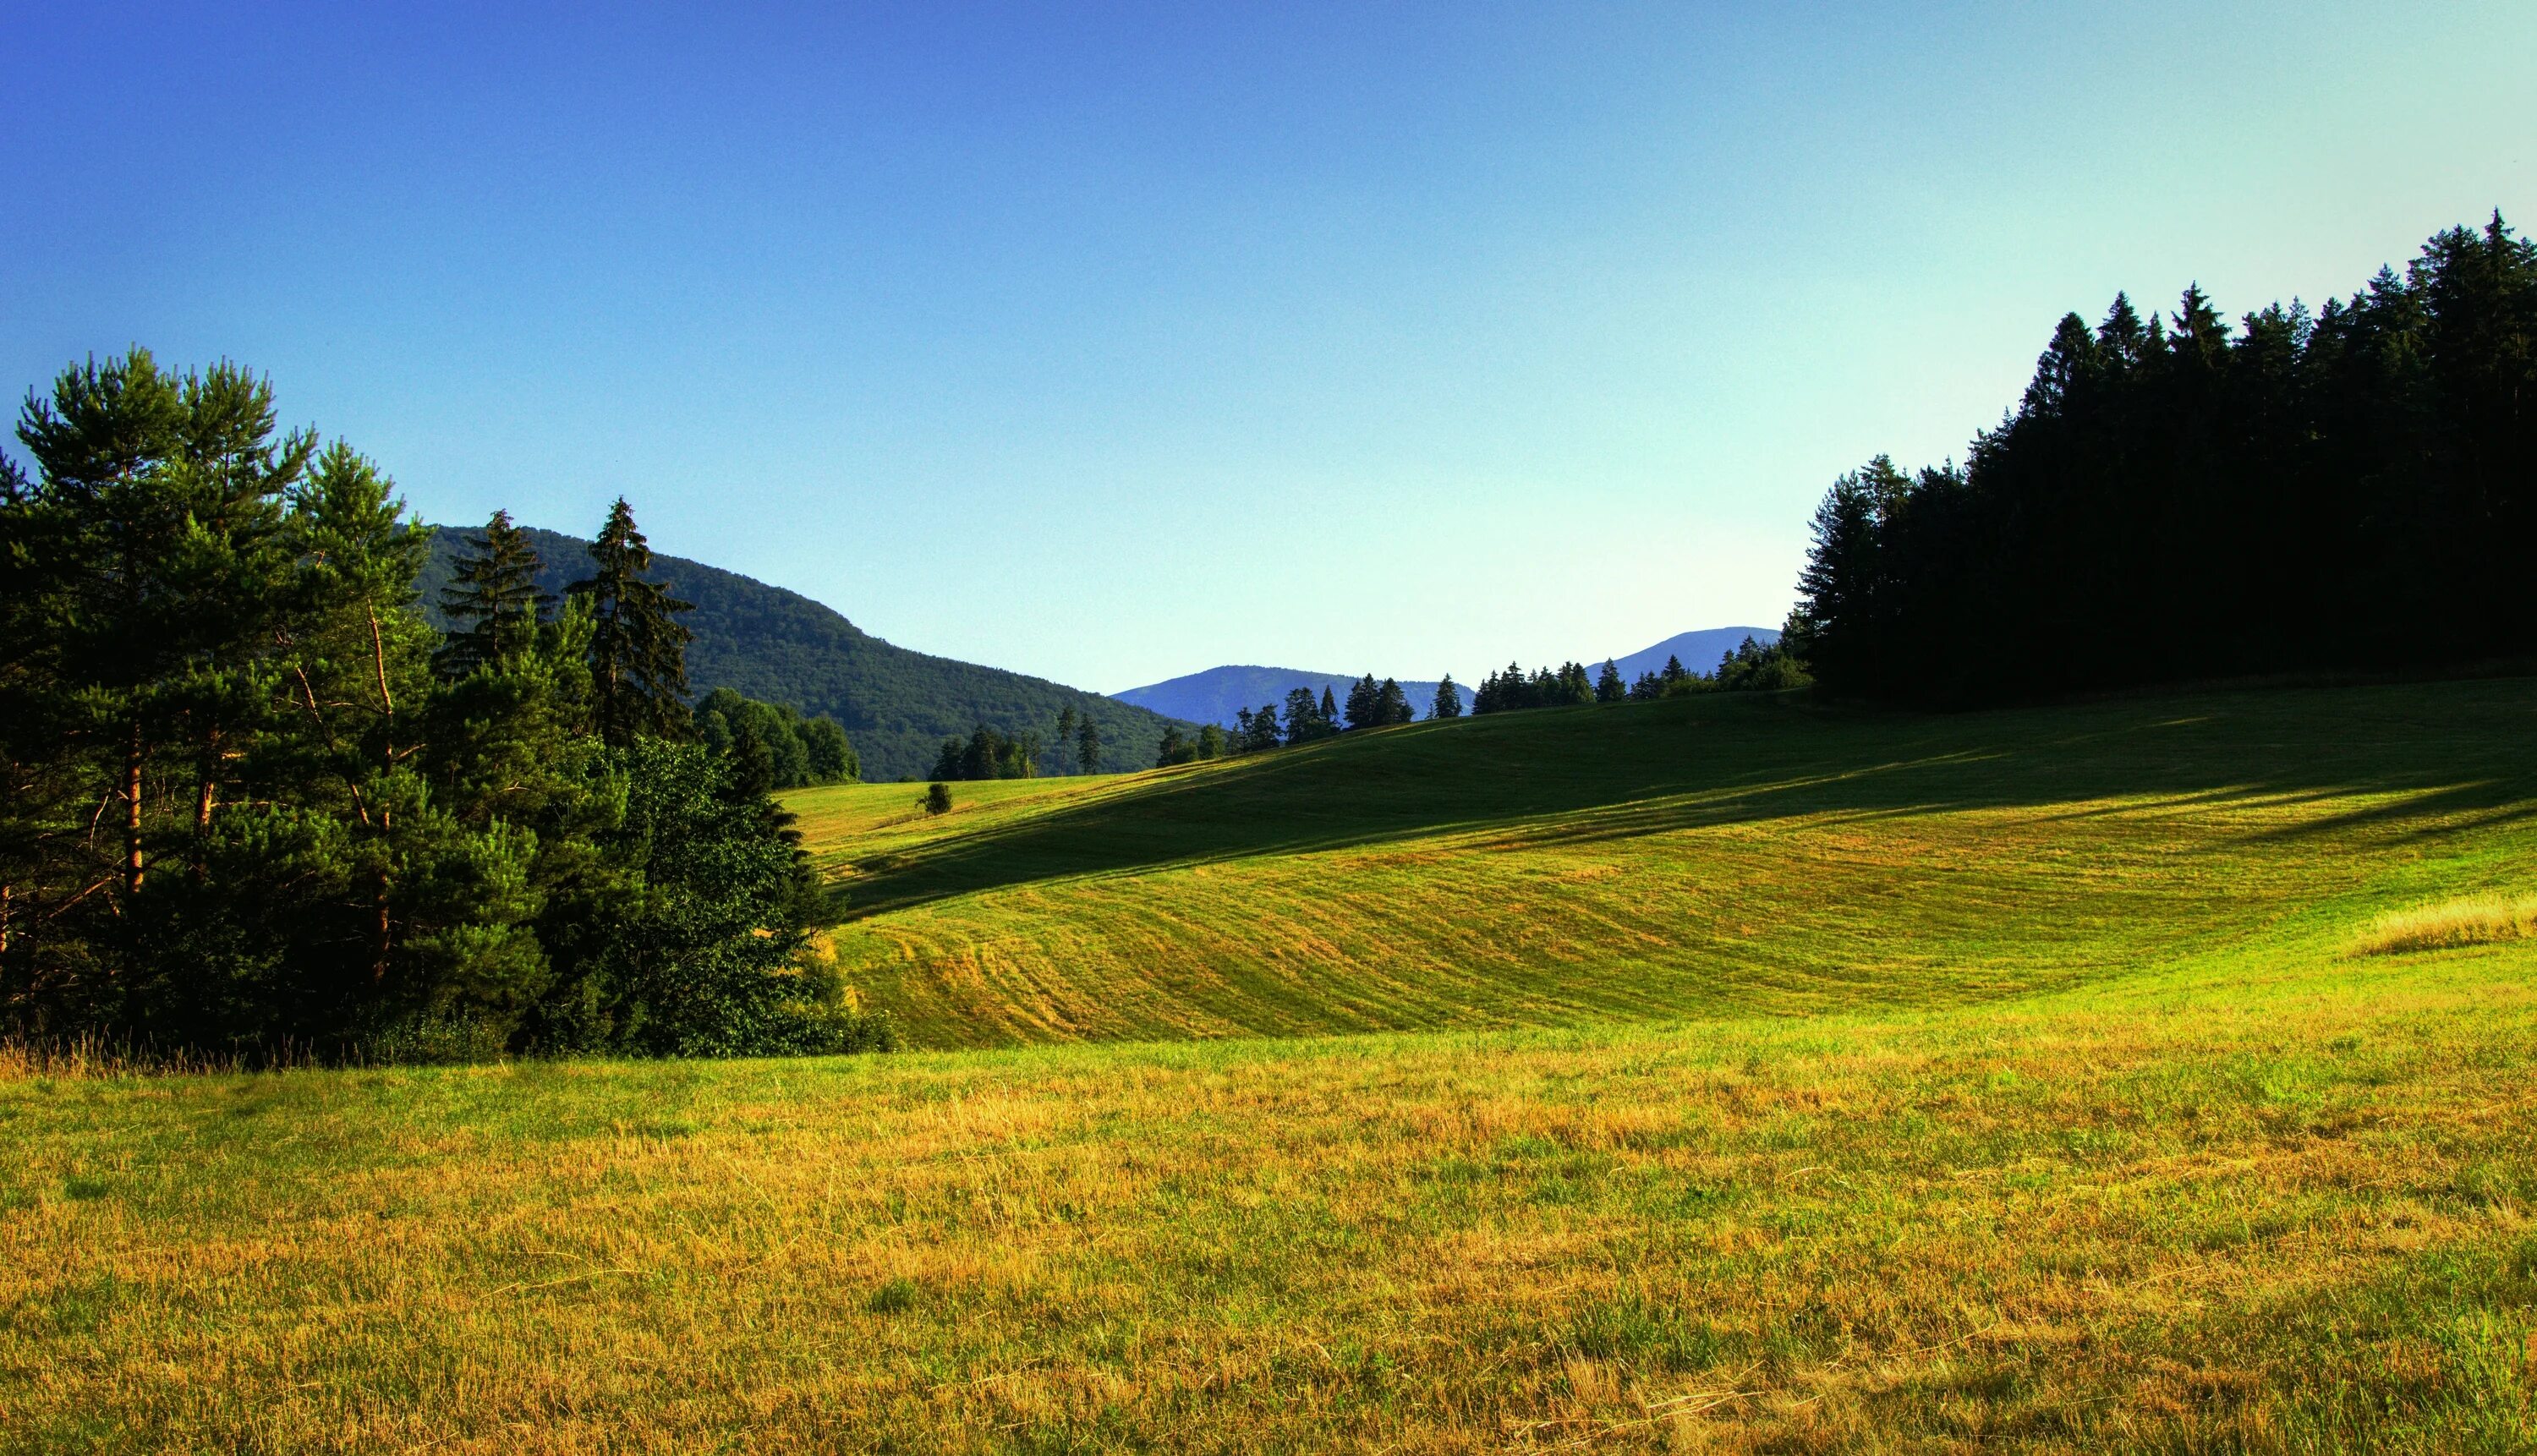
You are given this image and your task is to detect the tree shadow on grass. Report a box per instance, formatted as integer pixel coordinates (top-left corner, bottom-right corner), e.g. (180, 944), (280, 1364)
(829, 680), (2537, 922)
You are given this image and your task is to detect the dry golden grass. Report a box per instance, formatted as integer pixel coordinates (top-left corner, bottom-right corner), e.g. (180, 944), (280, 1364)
(3, 950), (2534, 1453)
(2354, 894), (2537, 955)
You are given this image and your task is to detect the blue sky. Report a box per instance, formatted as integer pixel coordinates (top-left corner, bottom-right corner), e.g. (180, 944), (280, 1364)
(4, 3), (2529, 691)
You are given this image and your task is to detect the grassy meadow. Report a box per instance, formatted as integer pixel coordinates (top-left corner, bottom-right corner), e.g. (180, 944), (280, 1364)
(6, 678), (2537, 1452)
(801, 680), (2537, 1048)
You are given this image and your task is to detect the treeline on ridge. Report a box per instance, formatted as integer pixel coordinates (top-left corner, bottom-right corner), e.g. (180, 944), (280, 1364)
(1791, 216), (2537, 701)
(0, 350), (890, 1061)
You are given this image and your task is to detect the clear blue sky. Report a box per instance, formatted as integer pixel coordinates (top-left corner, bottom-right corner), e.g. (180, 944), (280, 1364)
(5, 3), (2529, 692)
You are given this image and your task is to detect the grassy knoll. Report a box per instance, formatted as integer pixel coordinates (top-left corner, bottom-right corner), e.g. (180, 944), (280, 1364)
(797, 679), (2537, 1048)
(7, 680), (2535, 1452)
(3, 950), (2532, 1452)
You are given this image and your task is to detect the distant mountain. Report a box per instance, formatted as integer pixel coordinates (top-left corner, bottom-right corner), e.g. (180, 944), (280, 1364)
(418, 525), (1188, 781)
(1608, 627), (1780, 682)
(1116, 627), (1784, 729)
(1114, 666), (1474, 729)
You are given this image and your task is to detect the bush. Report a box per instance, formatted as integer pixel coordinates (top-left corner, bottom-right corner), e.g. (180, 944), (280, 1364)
(923, 782), (953, 815)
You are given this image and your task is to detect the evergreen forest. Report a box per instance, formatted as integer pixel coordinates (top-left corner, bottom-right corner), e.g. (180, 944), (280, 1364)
(1790, 216), (2537, 700)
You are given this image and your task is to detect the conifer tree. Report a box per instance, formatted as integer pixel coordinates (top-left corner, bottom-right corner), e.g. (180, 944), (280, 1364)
(436, 510), (551, 678)
(1076, 715), (1102, 774)
(1284, 687), (1324, 745)
(1596, 659), (1625, 703)
(569, 498), (693, 747)
(1430, 675), (1463, 719)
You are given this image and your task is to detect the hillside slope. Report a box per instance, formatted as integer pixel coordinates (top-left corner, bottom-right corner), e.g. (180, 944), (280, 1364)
(1111, 665), (1471, 726)
(793, 676), (2537, 1048)
(417, 524), (1188, 780)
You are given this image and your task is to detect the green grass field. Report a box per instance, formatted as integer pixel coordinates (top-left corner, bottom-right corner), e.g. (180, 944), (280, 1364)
(6, 680), (2536, 1452)
(800, 681), (2537, 1048)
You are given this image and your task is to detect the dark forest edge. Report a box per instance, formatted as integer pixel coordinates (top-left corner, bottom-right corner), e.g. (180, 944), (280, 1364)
(0, 354), (890, 1063)
(1789, 215), (2537, 701)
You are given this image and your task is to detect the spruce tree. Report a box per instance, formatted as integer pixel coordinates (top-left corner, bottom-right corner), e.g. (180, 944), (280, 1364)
(569, 498), (693, 747)
(436, 510), (551, 678)
(1430, 675), (1462, 719)
(1076, 715), (1102, 774)
(1596, 659), (1624, 703)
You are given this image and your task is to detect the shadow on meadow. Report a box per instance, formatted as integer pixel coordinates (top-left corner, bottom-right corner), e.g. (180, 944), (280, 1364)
(832, 677), (2537, 921)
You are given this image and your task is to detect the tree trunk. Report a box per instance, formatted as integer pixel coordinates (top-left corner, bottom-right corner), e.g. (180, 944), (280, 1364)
(123, 721), (145, 894)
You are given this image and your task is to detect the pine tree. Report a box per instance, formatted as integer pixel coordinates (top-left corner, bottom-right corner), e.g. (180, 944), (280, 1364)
(1375, 677), (1413, 725)
(1284, 687), (1324, 746)
(1319, 685), (1340, 734)
(1076, 715), (1102, 774)
(1430, 675), (1462, 719)
(436, 510), (551, 678)
(569, 498), (693, 747)
(1595, 660), (1624, 703)
(1054, 706), (1077, 773)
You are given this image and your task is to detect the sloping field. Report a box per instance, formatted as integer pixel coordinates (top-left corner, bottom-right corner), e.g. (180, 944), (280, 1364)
(797, 680), (2537, 1048)
(7, 681), (2535, 1453)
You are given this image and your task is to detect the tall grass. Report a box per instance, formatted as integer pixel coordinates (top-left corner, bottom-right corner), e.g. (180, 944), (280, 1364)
(2353, 894), (2537, 955)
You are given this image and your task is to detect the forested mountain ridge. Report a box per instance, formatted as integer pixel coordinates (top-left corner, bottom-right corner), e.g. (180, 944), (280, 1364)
(1114, 666), (1472, 728)
(1114, 627), (1784, 729)
(419, 526), (1185, 780)
(1611, 627), (1779, 682)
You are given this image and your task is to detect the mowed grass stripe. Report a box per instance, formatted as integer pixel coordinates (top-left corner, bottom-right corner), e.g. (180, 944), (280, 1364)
(793, 680), (2537, 1048)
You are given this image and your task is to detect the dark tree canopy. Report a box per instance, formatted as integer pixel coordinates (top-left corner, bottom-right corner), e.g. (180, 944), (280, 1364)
(1793, 216), (2537, 701)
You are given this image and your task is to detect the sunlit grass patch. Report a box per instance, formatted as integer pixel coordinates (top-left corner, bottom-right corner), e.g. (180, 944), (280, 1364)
(2353, 894), (2537, 955)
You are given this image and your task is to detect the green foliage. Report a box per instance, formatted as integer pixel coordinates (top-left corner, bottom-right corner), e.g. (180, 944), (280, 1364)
(1429, 675), (1464, 720)
(571, 497), (694, 747)
(1594, 659), (1625, 703)
(1342, 675), (1415, 731)
(694, 687), (858, 790)
(0, 350), (888, 1064)
(1797, 216), (2537, 700)
(929, 725), (1044, 781)
(923, 782), (953, 816)
(1708, 636), (1811, 692)
(419, 525), (1182, 780)
(1472, 660), (1596, 714)
(1075, 714), (1102, 774)
(434, 509), (551, 679)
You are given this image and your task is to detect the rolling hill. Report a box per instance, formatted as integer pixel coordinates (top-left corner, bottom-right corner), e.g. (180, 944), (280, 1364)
(794, 675), (2537, 1048)
(416, 524), (1189, 780)
(15, 675), (2534, 1451)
